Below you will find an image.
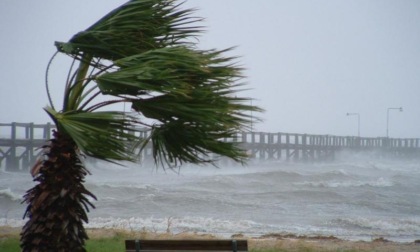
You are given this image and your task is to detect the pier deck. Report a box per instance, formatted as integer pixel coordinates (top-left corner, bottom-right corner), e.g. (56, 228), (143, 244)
(1, 122), (419, 171)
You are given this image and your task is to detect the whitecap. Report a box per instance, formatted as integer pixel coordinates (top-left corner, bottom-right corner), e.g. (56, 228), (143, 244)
(0, 188), (23, 201)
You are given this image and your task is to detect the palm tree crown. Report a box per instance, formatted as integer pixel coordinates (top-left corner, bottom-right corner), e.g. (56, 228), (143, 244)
(49, 0), (260, 166)
(21, 0), (261, 251)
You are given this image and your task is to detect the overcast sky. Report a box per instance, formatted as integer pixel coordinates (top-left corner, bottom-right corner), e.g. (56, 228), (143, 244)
(1, 0), (419, 138)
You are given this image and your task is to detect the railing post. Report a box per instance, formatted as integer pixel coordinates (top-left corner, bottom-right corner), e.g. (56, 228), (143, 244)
(6, 122), (18, 171)
(259, 132), (265, 159)
(22, 123), (35, 169)
(302, 134), (307, 161)
(293, 134), (299, 161)
(267, 133), (274, 159)
(43, 122), (52, 139)
(241, 132), (247, 143)
(277, 133), (282, 159)
(249, 132), (254, 158)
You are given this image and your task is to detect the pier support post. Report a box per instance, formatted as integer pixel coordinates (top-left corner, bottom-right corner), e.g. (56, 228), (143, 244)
(6, 122), (18, 171)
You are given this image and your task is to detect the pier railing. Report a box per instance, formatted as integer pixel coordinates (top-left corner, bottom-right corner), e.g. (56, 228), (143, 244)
(236, 132), (420, 161)
(1, 122), (419, 171)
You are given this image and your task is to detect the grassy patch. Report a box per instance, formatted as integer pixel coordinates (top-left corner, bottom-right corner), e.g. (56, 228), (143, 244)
(85, 236), (126, 251)
(0, 237), (20, 252)
(0, 234), (127, 252)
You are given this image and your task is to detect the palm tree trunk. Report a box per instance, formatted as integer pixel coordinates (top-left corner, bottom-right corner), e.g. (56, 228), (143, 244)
(21, 130), (96, 252)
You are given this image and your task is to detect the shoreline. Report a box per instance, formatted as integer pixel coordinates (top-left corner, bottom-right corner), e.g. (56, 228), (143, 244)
(3, 215), (419, 244)
(2, 220), (418, 244)
(2, 226), (419, 252)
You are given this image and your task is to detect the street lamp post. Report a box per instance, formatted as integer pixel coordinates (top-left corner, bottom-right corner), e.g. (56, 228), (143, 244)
(386, 107), (403, 138)
(346, 113), (360, 137)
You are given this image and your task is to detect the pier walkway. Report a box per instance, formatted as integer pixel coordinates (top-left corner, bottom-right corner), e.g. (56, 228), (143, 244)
(1, 122), (419, 171)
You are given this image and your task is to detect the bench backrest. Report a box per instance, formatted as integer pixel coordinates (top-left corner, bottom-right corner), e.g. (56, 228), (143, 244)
(125, 239), (248, 252)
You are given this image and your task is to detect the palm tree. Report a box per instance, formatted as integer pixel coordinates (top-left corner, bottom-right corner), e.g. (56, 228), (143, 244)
(20, 0), (261, 251)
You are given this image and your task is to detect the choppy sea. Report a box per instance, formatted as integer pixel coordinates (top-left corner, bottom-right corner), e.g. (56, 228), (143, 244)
(1, 153), (419, 242)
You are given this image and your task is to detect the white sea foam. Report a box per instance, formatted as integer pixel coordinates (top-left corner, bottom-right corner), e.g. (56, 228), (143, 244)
(0, 188), (23, 201)
(330, 217), (420, 238)
(0, 218), (25, 227)
(295, 177), (394, 188)
(84, 217), (267, 235)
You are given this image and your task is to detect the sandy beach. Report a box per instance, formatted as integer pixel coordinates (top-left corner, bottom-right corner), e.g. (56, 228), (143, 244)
(1, 226), (420, 252)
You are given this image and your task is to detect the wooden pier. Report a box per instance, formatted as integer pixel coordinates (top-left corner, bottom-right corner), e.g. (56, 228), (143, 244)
(1, 122), (419, 171)
(238, 132), (420, 162)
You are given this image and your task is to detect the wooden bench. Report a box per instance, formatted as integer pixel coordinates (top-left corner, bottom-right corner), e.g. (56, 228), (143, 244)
(125, 239), (248, 252)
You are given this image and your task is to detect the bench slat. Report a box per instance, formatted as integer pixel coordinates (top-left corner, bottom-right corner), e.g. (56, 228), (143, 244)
(125, 239), (248, 252)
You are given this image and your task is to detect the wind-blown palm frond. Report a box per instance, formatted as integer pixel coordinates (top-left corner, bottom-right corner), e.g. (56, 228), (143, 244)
(44, 107), (140, 162)
(149, 120), (246, 167)
(55, 0), (202, 60)
(94, 45), (261, 164)
(95, 46), (240, 96)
